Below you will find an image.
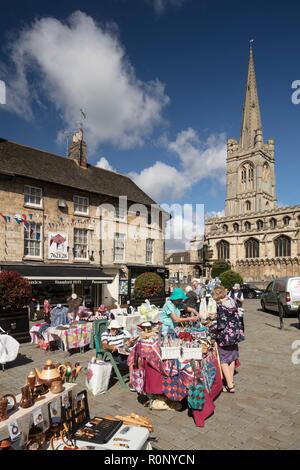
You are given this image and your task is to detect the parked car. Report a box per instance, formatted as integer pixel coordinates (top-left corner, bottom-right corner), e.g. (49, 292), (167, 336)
(261, 277), (300, 316)
(241, 283), (264, 299)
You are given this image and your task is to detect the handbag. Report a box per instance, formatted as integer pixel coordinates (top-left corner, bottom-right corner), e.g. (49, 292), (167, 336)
(187, 360), (205, 410)
(162, 360), (187, 402)
(131, 343), (145, 395)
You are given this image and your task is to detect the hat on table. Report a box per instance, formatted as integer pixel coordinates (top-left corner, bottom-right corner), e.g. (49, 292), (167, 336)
(107, 319), (123, 330)
(169, 288), (188, 301)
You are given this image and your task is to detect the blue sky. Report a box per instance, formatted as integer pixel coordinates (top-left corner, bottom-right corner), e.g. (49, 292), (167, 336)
(1, 0), (300, 219)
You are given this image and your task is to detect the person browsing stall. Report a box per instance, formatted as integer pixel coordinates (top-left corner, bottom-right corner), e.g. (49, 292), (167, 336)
(101, 319), (132, 357)
(160, 288), (199, 334)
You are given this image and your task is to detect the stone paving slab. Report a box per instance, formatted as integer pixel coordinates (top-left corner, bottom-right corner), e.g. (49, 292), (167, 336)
(0, 300), (300, 449)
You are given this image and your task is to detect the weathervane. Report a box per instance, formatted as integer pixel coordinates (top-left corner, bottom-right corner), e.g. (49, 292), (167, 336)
(250, 39), (254, 49)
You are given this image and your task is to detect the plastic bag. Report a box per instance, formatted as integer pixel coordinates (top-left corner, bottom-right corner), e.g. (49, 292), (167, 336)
(85, 361), (112, 396)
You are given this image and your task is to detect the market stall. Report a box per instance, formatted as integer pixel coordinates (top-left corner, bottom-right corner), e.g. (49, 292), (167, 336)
(0, 361), (153, 451)
(128, 319), (223, 427)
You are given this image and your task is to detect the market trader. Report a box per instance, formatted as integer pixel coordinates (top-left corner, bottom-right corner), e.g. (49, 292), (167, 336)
(160, 288), (199, 335)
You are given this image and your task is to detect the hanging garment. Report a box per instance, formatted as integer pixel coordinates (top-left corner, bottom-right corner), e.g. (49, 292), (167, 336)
(199, 298), (208, 320)
(50, 306), (68, 327)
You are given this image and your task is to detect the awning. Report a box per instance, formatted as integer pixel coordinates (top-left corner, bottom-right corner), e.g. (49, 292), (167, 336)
(0, 264), (114, 284)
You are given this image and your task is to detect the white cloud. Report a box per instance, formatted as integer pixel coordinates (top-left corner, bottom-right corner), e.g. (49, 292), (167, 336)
(96, 157), (116, 172)
(3, 11), (169, 149)
(147, 0), (186, 15)
(129, 128), (227, 202)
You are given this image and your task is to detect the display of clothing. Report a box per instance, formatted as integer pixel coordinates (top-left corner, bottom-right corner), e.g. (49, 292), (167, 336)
(50, 305), (68, 327)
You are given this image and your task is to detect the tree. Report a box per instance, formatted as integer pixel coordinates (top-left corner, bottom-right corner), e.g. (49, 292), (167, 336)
(134, 272), (164, 299)
(219, 270), (244, 291)
(0, 271), (32, 311)
(211, 261), (230, 278)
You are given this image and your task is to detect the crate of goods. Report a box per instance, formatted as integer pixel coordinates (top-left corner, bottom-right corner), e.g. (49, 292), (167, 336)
(160, 346), (181, 360)
(181, 346), (202, 361)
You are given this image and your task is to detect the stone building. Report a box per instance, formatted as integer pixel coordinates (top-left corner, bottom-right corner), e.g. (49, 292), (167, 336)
(205, 47), (300, 282)
(0, 130), (167, 306)
(165, 250), (204, 286)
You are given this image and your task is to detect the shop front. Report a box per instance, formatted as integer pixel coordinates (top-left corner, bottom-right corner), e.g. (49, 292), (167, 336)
(0, 264), (113, 308)
(120, 265), (169, 307)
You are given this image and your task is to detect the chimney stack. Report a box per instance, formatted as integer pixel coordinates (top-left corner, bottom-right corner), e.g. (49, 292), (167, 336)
(68, 128), (87, 168)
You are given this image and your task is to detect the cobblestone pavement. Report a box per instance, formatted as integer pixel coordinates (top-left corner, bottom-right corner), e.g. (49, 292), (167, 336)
(1, 300), (300, 450)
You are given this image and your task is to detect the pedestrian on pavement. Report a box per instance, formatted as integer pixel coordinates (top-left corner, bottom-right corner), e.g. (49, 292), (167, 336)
(212, 286), (245, 394)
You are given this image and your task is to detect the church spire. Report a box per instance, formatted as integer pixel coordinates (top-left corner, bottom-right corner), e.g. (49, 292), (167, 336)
(240, 43), (263, 150)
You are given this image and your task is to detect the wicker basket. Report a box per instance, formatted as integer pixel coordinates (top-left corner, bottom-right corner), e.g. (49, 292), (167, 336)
(181, 347), (202, 361)
(160, 346), (181, 360)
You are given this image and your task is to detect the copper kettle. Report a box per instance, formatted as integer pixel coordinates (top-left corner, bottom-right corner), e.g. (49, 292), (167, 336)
(35, 360), (66, 388)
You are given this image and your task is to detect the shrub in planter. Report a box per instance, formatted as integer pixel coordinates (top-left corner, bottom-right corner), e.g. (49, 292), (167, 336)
(134, 272), (164, 299)
(211, 261), (230, 279)
(219, 270), (244, 291)
(0, 271), (32, 312)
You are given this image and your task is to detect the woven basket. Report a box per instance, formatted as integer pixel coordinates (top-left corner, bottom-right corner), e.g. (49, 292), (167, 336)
(181, 347), (202, 361)
(160, 346), (181, 360)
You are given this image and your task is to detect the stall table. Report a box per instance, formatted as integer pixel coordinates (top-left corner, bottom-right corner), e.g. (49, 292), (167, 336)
(30, 322), (93, 352)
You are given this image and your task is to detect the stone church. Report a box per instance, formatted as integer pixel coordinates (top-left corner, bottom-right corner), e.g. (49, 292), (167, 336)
(205, 46), (300, 282)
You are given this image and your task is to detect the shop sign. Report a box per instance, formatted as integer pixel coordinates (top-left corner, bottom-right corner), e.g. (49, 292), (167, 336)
(48, 233), (68, 260)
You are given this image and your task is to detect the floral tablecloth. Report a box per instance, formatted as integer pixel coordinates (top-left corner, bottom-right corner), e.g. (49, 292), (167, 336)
(47, 323), (93, 351)
(30, 323), (57, 345)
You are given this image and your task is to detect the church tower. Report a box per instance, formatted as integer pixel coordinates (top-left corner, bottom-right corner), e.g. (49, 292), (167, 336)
(225, 46), (277, 217)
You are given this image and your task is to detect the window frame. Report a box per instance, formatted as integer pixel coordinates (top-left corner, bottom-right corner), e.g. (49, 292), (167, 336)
(245, 237), (260, 259)
(74, 228), (89, 260)
(146, 238), (154, 264)
(24, 222), (42, 259)
(24, 185), (43, 209)
(274, 235), (291, 258)
(217, 240), (230, 261)
(114, 233), (126, 263)
(73, 195), (89, 216)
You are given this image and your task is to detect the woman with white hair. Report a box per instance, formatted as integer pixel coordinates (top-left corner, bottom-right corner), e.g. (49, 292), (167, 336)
(185, 285), (198, 310)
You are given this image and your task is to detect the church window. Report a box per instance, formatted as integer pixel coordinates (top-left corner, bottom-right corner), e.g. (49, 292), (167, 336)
(257, 219), (264, 231)
(248, 167), (254, 182)
(233, 223), (239, 233)
(241, 167), (247, 184)
(245, 238), (260, 259)
(245, 200), (251, 211)
(245, 221), (251, 231)
(283, 216), (291, 226)
(222, 224), (228, 234)
(217, 240), (230, 260)
(270, 218), (277, 229)
(274, 235), (291, 258)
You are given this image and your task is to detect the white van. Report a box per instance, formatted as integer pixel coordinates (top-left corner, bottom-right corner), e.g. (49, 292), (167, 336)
(261, 277), (300, 316)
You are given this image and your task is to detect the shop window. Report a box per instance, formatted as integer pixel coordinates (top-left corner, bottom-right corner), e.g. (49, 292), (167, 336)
(217, 240), (230, 260)
(245, 238), (260, 259)
(146, 239), (154, 264)
(114, 233), (125, 262)
(24, 185), (42, 208)
(283, 216), (291, 226)
(74, 195), (89, 215)
(74, 228), (88, 259)
(274, 235), (291, 258)
(24, 222), (42, 258)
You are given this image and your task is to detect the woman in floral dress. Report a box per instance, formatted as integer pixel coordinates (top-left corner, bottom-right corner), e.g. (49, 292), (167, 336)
(212, 286), (245, 393)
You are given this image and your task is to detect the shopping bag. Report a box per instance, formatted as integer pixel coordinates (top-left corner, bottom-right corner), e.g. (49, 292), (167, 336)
(162, 360), (187, 402)
(187, 360), (205, 410)
(85, 361), (112, 395)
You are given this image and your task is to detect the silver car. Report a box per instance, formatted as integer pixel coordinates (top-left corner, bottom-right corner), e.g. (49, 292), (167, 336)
(261, 277), (300, 317)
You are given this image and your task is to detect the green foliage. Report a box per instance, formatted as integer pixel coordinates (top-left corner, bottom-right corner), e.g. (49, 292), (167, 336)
(0, 271), (32, 311)
(134, 272), (164, 299)
(219, 270), (244, 291)
(211, 261), (230, 278)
